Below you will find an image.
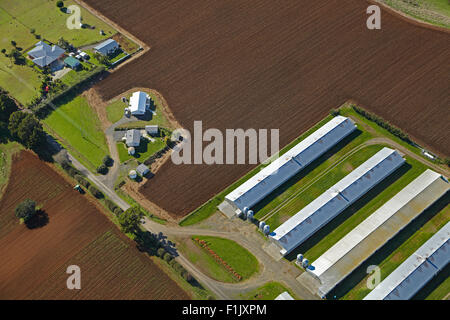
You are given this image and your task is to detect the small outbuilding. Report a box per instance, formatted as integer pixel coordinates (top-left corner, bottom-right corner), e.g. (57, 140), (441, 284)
(145, 125), (159, 136)
(94, 39), (119, 56)
(129, 91), (151, 116)
(128, 147), (136, 155)
(64, 56), (81, 70)
(136, 164), (150, 177)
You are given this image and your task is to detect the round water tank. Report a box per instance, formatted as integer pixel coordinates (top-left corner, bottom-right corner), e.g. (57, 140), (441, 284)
(247, 210), (254, 221)
(243, 207), (249, 214)
(297, 254), (304, 262)
(259, 221), (266, 230)
(128, 147), (135, 155)
(302, 259), (309, 268)
(263, 225), (270, 235)
(129, 170), (137, 179)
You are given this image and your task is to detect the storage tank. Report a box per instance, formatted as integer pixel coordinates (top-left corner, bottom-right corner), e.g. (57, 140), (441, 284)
(297, 254), (304, 263)
(129, 170), (137, 179)
(243, 207), (249, 214)
(263, 225), (270, 235)
(302, 259), (309, 268)
(247, 210), (254, 221)
(259, 221), (266, 230)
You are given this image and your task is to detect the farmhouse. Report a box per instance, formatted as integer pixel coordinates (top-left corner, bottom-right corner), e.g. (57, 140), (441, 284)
(364, 221), (450, 300)
(125, 129), (141, 147)
(270, 147), (405, 256)
(223, 116), (356, 214)
(309, 169), (450, 298)
(129, 91), (151, 115)
(94, 39), (119, 56)
(27, 41), (65, 69)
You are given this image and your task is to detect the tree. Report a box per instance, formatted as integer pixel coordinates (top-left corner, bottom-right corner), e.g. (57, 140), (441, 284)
(96, 164), (108, 175)
(56, 1), (64, 8)
(0, 93), (18, 123)
(11, 40), (16, 47)
(57, 37), (70, 50)
(9, 48), (25, 65)
(118, 206), (144, 233)
(1, 49), (6, 55)
(8, 112), (47, 150)
(156, 247), (166, 258)
(15, 199), (37, 222)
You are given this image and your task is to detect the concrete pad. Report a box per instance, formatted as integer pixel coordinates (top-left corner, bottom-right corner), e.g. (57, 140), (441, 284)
(262, 242), (284, 261)
(218, 201), (237, 219)
(297, 272), (321, 298)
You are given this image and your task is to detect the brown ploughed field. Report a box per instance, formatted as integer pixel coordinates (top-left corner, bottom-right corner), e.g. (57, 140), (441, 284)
(0, 151), (188, 299)
(82, 0), (450, 217)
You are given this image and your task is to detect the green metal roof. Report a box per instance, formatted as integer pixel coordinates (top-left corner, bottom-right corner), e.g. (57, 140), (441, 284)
(64, 56), (80, 68)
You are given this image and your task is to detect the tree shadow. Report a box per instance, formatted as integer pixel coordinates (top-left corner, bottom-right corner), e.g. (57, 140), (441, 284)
(25, 210), (49, 229)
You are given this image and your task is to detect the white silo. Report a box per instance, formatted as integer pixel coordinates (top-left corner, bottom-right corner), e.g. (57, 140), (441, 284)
(297, 254), (304, 263)
(302, 259), (309, 268)
(247, 210), (254, 221)
(263, 224), (270, 235)
(259, 221), (266, 230)
(243, 207), (249, 214)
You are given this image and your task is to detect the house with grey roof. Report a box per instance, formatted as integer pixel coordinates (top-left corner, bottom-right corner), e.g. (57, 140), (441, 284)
(94, 39), (119, 56)
(125, 129), (141, 147)
(136, 164), (150, 177)
(27, 41), (65, 69)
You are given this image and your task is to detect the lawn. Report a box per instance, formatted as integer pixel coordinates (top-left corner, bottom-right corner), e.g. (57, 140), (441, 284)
(43, 95), (109, 170)
(265, 144), (385, 229)
(296, 156), (428, 263)
(382, 0), (450, 28)
(180, 235), (259, 283)
(239, 282), (297, 300)
(0, 142), (23, 195)
(117, 138), (166, 163)
(339, 199), (449, 300)
(0, 0), (116, 105)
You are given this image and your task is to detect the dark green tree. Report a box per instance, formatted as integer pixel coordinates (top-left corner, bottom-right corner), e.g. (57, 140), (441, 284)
(0, 93), (18, 123)
(8, 112), (47, 150)
(118, 206), (144, 234)
(56, 1), (64, 8)
(15, 199), (37, 222)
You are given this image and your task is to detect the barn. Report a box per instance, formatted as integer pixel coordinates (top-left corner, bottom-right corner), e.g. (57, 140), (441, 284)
(222, 116), (357, 214)
(364, 221), (450, 300)
(309, 169), (449, 298)
(270, 147), (405, 256)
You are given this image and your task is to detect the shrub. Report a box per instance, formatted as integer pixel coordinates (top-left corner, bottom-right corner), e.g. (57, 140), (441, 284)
(113, 207), (124, 216)
(163, 252), (173, 263)
(15, 199), (37, 222)
(181, 271), (193, 282)
(96, 164), (108, 175)
(330, 108), (340, 116)
(88, 185), (103, 199)
(157, 248), (166, 258)
(105, 199), (119, 213)
(56, 1), (64, 8)
(103, 155), (113, 167)
(74, 174), (90, 188)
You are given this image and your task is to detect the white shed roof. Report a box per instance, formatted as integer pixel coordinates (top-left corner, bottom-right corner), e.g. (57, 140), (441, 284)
(126, 129), (141, 146)
(364, 221), (450, 300)
(129, 91), (149, 114)
(271, 147), (405, 255)
(225, 116), (356, 211)
(310, 169), (449, 297)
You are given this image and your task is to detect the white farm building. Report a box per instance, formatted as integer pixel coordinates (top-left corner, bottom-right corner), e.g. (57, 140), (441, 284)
(270, 147), (405, 256)
(309, 169), (449, 298)
(223, 116), (357, 214)
(364, 221), (450, 300)
(129, 91), (151, 115)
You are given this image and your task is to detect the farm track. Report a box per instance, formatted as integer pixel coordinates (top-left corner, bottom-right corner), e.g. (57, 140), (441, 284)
(81, 0), (450, 218)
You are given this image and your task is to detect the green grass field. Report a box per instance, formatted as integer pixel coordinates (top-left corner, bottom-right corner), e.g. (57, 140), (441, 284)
(180, 236), (259, 283)
(383, 0), (450, 28)
(0, 142), (23, 195)
(43, 95), (109, 170)
(339, 199), (449, 300)
(239, 282), (297, 300)
(0, 0), (116, 105)
(117, 138), (166, 163)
